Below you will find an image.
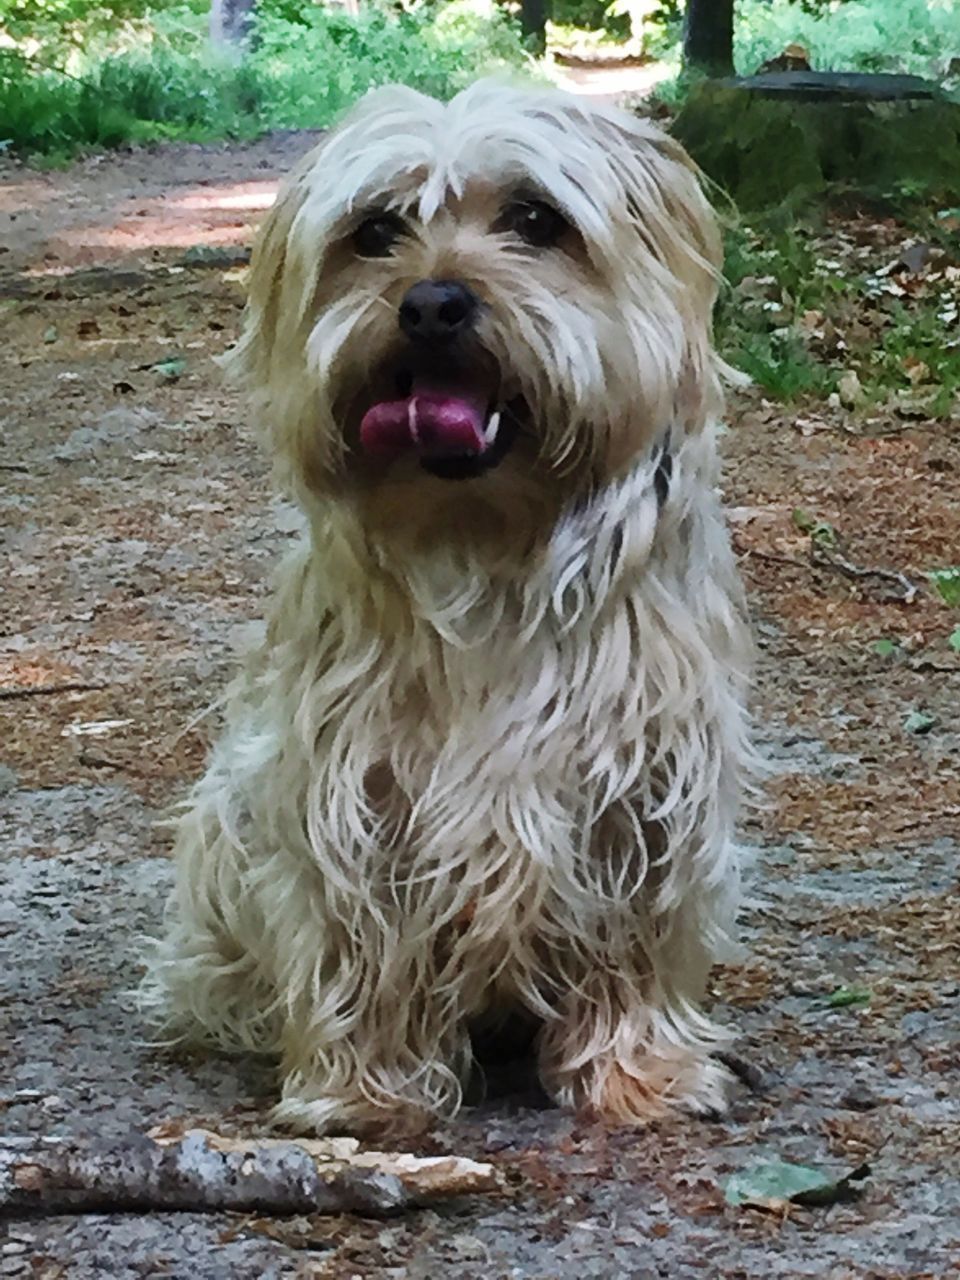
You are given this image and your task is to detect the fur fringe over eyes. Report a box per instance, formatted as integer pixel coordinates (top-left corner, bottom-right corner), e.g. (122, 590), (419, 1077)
(139, 78), (756, 1136)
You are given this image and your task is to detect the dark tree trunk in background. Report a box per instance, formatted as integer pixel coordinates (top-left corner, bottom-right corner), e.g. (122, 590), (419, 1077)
(521, 0), (548, 56)
(210, 0), (257, 48)
(683, 0), (735, 77)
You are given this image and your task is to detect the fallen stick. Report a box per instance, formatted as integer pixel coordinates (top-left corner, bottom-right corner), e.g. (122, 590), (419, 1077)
(810, 545), (918, 604)
(0, 1129), (500, 1218)
(0, 682), (107, 701)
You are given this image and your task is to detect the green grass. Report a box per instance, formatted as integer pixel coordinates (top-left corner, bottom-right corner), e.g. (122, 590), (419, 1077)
(0, 41), (263, 155)
(715, 214), (960, 406)
(0, 0), (532, 158)
(715, 223), (836, 400)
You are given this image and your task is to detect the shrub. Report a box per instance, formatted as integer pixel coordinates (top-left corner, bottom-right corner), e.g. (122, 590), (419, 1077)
(734, 0), (960, 80)
(0, 0), (531, 156)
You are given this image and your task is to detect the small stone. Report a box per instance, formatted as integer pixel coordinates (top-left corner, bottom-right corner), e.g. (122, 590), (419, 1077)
(838, 369), (865, 408)
(840, 1083), (881, 1111)
(1, 1246), (27, 1257)
(788, 981), (816, 996)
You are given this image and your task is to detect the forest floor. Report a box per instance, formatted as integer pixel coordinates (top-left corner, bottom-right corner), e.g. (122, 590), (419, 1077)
(1, 119), (959, 1279)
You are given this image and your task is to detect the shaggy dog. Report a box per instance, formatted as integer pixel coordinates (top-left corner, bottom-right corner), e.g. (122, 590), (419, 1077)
(141, 79), (753, 1136)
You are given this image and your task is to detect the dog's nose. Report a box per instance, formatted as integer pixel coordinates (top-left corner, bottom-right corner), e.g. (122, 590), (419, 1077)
(399, 280), (478, 345)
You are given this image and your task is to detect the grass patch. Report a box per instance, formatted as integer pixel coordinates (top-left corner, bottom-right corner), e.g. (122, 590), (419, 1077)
(0, 0), (532, 158)
(716, 211), (960, 407)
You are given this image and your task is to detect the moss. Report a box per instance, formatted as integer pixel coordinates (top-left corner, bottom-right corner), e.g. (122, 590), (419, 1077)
(671, 78), (960, 210)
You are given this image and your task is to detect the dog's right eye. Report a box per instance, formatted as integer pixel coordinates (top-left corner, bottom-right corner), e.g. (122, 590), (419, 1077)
(499, 200), (569, 249)
(352, 213), (407, 258)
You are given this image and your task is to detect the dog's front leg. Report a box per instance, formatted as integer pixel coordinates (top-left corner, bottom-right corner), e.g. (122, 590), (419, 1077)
(533, 809), (736, 1123)
(536, 954), (734, 1124)
(273, 962), (473, 1136)
(144, 775), (472, 1136)
(272, 937), (473, 1137)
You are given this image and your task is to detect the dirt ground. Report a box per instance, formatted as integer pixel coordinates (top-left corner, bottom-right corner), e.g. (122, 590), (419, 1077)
(1, 129), (959, 1280)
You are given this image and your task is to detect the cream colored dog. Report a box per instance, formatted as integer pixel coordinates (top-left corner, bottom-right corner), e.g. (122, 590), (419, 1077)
(141, 79), (752, 1136)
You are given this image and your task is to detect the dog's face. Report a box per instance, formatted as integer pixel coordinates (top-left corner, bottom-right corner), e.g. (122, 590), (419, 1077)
(229, 81), (722, 541)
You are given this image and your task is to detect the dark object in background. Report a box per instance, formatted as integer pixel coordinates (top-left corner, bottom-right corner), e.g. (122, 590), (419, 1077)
(759, 43), (813, 74)
(683, 0), (734, 77)
(210, 0), (257, 46)
(522, 0), (548, 56)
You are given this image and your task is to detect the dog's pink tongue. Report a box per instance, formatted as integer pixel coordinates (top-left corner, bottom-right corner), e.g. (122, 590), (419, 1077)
(360, 391), (487, 459)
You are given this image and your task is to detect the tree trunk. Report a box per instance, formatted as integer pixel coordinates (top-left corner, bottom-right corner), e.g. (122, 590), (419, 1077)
(521, 0), (548, 57)
(683, 0), (734, 77)
(671, 73), (960, 211)
(210, 0), (257, 49)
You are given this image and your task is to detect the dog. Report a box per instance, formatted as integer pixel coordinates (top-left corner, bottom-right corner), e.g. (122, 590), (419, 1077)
(140, 78), (753, 1136)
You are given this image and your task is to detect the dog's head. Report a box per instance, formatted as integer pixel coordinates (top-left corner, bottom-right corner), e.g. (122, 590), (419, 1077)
(229, 80), (723, 534)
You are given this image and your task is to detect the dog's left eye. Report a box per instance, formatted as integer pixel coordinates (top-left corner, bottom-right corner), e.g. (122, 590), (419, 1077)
(352, 213), (407, 258)
(499, 200), (569, 249)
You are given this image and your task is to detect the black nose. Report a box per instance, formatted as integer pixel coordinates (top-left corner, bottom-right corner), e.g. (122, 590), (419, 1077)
(399, 279), (478, 345)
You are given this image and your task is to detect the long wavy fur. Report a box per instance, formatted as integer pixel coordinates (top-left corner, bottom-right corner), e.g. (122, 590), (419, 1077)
(139, 79), (754, 1135)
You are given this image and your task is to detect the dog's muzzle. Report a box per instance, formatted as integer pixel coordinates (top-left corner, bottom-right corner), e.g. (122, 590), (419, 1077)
(359, 277), (518, 481)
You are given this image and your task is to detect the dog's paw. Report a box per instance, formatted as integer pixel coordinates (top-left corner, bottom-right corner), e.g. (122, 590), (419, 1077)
(553, 1049), (734, 1127)
(271, 1092), (434, 1140)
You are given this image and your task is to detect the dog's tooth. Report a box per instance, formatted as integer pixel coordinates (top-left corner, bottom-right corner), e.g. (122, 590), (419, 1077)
(484, 409), (500, 446)
(407, 395), (420, 443)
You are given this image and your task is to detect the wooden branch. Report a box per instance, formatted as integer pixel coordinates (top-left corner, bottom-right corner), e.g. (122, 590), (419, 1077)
(810, 545), (919, 603)
(0, 682), (106, 701)
(0, 1129), (500, 1218)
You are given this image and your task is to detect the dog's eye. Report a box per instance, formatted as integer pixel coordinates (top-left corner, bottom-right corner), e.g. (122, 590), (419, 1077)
(352, 213), (407, 258)
(500, 200), (569, 249)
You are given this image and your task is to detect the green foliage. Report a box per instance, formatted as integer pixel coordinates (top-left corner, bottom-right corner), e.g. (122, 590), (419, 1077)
(792, 508), (839, 547)
(549, 0), (622, 33)
(0, 0), (158, 42)
(251, 0), (529, 127)
(714, 223), (837, 399)
(724, 1158), (870, 1209)
(734, 0), (960, 80)
(825, 985), (871, 1008)
(903, 709), (937, 734)
(547, 0), (675, 42)
(863, 301), (960, 416)
(928, 567), (960, 607)
(715, 213), (960, 408)
(0, 33), (263, 154)
(872, 638), (900, 658)
(0, 0), (530, 156)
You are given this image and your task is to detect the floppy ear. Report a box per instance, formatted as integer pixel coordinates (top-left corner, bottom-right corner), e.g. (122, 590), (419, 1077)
(220, 143), (324, 395)
(601, 113), (722, 307)
(590, 109), (732, 429)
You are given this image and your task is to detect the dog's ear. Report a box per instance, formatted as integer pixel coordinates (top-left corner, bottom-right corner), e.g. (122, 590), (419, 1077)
(591, 111), (721, 303)
(584, 108), (731, 428)
(220, 143), (324, 395)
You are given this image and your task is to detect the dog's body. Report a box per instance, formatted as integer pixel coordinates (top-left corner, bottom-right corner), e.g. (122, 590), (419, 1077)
(142, 80), (752, 1135)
